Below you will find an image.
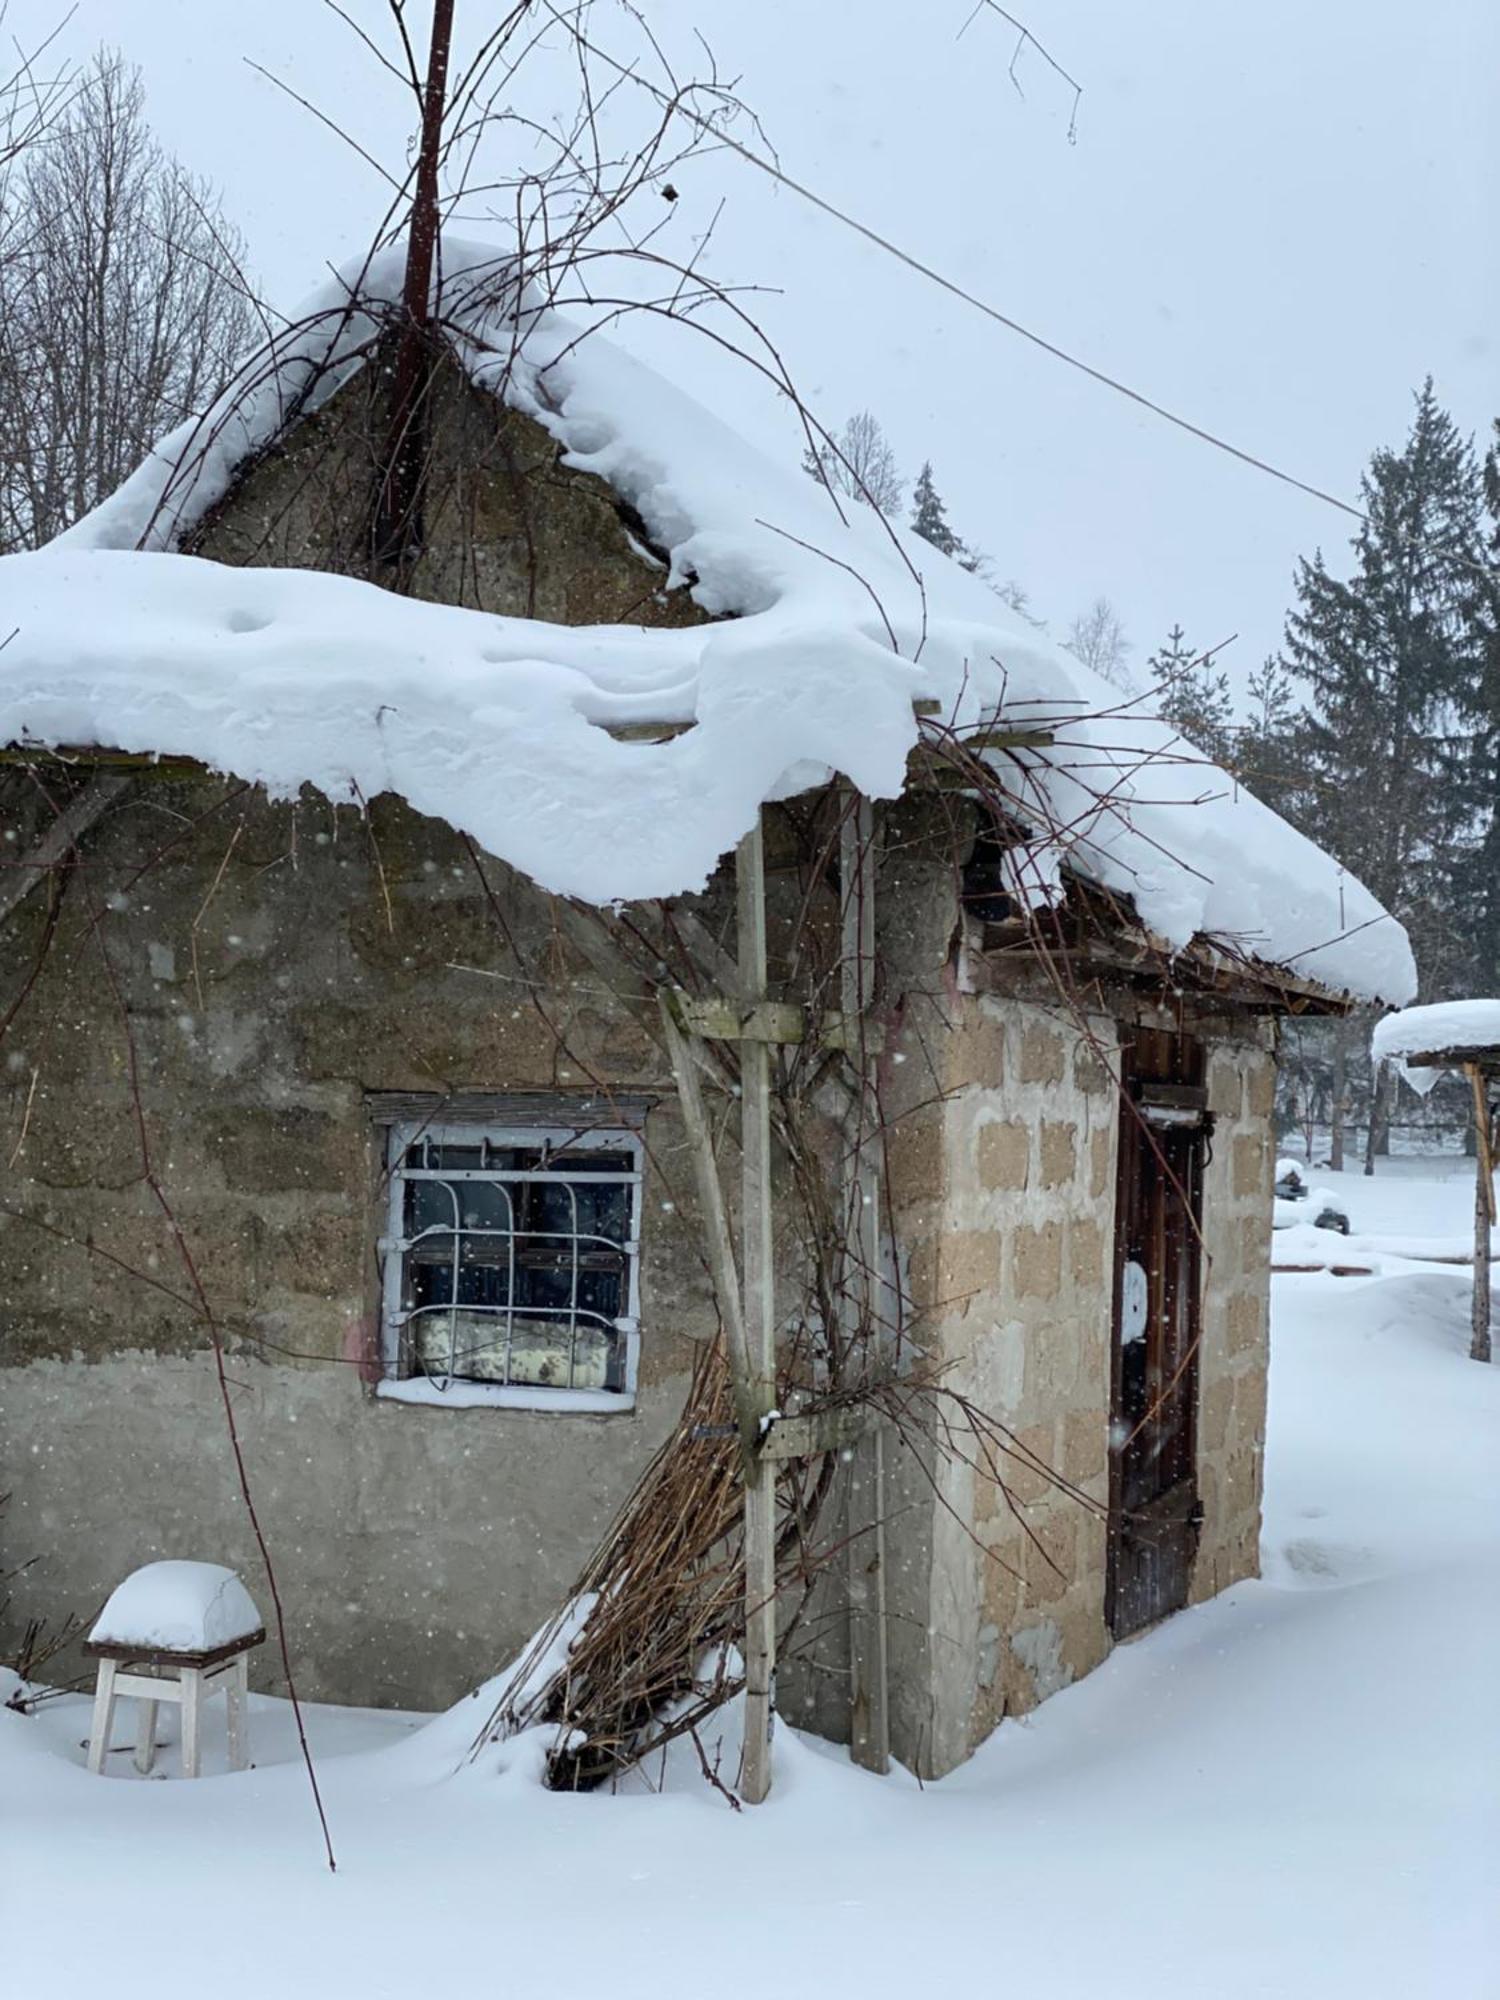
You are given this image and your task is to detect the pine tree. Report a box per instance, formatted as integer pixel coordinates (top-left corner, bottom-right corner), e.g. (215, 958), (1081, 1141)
(1147, 623), (1234, 762)
(909, 460), (962, 557)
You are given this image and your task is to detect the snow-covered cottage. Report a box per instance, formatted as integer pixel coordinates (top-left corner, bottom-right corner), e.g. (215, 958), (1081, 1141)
(0, 243), (1415, 1778)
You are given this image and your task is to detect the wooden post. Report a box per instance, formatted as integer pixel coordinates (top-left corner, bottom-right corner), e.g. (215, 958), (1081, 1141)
(841, 793), (890, 1772)
(1469, 1066), (1494, 1365)
(737, 817), (777, 1804)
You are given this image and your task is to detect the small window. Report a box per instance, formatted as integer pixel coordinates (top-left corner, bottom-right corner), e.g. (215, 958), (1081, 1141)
(378, 1121), (642, 1409)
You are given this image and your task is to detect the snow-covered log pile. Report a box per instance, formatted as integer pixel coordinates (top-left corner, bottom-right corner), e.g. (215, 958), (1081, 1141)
(0, 240), (1414, 1004)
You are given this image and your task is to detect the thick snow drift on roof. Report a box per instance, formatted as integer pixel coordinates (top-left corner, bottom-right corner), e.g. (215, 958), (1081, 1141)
(5, 240), (1414, 1004)
(90, 1561), (261, 1652)
(1373, 1000), (1500, 1066)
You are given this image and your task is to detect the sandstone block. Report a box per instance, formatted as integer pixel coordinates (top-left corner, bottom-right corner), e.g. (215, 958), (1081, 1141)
(945, 1012), (1006, 1093)
(1072, 1040), (1114, 1096)
(1067, 1215), (1108, 1296)
(1017, 1022), (1066, 1086)
(1012, 1220), (1063, 1300)
(1227, 1290), (1265, 1358)
(1245, 1060), (1276, 1119)
(1038, 1120), (1078, 1189)
(977, 1120), (1029, 1191)
(1208, 1060), (1244, 1118)
(1232, 1131), (1269, 1199)
(884, 1111), (946, 1205)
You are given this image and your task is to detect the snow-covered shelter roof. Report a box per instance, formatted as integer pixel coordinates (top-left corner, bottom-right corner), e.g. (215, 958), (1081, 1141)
(0, 240), (1414, 1005)
(1372, 1000), (1500, 1068)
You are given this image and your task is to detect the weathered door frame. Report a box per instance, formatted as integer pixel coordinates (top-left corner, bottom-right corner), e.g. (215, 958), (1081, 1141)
(1106, 1027), (1210, 1640)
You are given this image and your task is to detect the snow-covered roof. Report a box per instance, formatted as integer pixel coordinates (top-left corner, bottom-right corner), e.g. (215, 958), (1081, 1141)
(0, 240), (1414, 1004)
(1373, 1000), (1500, 1066)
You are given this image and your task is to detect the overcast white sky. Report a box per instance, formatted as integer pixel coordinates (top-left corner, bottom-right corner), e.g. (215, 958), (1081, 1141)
(13, 0), (1497, 693)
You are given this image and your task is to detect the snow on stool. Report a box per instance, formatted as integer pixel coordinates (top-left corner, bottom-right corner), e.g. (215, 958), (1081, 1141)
(84, 1562), (265, 1778)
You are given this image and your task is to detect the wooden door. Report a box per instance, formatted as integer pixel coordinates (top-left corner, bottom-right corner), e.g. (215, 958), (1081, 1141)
(1106, 1030), (1208, 1640)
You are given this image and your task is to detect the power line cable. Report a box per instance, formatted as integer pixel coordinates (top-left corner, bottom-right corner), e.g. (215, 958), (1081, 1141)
(557, 8), (1370, 524)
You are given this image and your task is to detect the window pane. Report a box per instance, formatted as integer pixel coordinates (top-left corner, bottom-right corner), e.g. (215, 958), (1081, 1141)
(574, 1180), (629, 1243)
(393, 1128), (637, 1396)
(457, 1181), (510, 1231)
(406, 1178), (459, 1236)
(543, 1148), (632, 1176)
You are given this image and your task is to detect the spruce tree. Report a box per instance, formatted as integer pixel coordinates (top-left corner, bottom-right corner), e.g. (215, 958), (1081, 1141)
(1236, 656), (1304, 816)
(1453, 419), (1500, 992)
(1278, 379), (1482, 987)
(910, 460), (962, 557)
(1147, 623), (1234, 762)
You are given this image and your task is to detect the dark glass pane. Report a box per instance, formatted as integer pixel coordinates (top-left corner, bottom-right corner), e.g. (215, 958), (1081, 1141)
(406, 1179), (459, 1235)
(577, 1268), (622, 1321)
(515, 1262), (573, 1314)
(457, 1181), (511, 1231)
(530, 1179), (581, 1239)
(574, 1181), (629, 1244)
(411, 1259), (454, 1309)
(542, 1148), (632, 1176)
(455, 1254), (509, 1309)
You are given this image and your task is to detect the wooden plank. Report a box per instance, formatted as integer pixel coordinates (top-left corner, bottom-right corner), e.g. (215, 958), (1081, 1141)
(736, 816), (777, 1807)
(758, 1406), (874, 1461)
(677, 995), (884, 1053)
(840, 790), (889, 1774)
(83, 1627), (266, 1671)
(678, 997), (807, 1044)
(0, 771), (130, 928)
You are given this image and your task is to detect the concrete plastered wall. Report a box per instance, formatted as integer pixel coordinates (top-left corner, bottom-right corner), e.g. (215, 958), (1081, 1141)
(0, 782), (719, 1710)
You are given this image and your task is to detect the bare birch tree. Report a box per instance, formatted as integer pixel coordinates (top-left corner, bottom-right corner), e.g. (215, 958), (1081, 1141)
(803, 409), (905, 515)
(0, 52), (255, 551)
(1063, 593), (1134, 690)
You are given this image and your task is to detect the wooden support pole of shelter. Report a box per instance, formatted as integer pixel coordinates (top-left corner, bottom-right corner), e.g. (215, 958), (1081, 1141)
(1467, 1064), (1494, 1365)
(841, 789), (890, 1773)
(736, 815), (777, 1804)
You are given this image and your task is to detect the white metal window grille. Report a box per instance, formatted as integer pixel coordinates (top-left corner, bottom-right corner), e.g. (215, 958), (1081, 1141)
(380, 1123), (642, 1403)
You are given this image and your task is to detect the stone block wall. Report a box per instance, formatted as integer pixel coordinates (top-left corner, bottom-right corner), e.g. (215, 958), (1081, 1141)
(1190, 1031), (1276, 1604)
(889, 992), (1121, 1774)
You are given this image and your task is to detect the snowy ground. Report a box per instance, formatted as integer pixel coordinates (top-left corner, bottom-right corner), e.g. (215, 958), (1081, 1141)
(6, 1159), (1497, 1998)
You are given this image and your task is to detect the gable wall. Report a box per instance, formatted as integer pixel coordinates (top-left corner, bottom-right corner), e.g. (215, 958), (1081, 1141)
(186, 343), (711, 632)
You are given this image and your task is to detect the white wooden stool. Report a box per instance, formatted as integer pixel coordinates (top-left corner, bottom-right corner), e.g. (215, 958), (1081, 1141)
(83, 1561), (265, 1778)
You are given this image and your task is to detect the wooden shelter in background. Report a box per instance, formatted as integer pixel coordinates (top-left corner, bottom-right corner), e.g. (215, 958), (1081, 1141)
(1397, 1035), (1499, 1364)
